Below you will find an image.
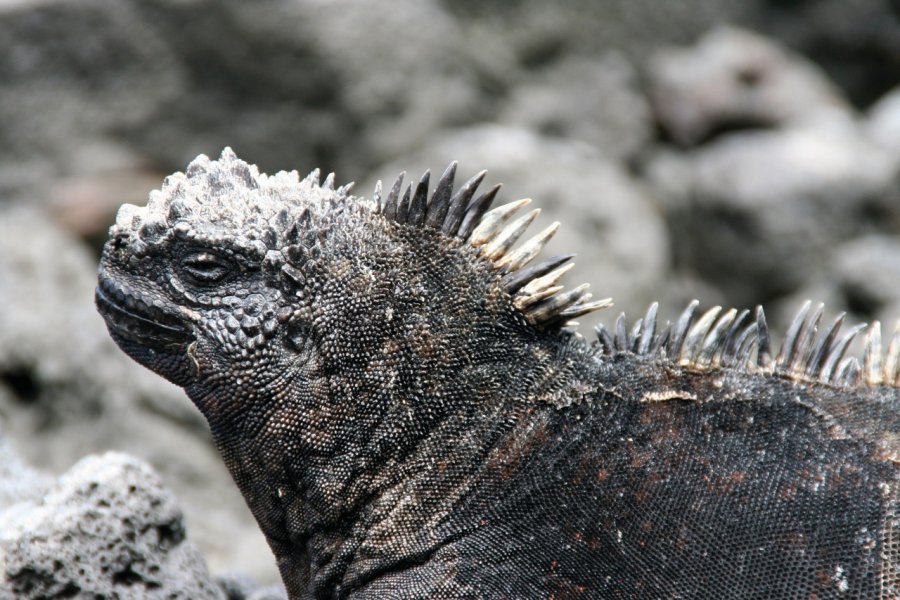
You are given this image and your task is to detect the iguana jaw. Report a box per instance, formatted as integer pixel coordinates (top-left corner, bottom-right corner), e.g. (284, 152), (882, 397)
(96, 266), (197, 386)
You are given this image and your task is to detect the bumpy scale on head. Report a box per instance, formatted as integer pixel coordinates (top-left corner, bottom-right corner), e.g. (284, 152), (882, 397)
(95, 149), (360, 401)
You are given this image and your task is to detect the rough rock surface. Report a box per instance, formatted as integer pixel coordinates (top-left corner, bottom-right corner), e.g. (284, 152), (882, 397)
(774, 234), (900, 330)
(646, 27), (852, 146)
(0, 441), (223, 599)
(866, 85), (900, 160)
(499, 54), (652, 160)
(646, 124), (899, 309)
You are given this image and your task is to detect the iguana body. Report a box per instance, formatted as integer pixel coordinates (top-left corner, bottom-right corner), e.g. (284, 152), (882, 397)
(96, 149), (899, 599)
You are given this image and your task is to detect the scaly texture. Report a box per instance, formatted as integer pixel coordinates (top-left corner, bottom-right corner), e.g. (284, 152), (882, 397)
(97, 149), (899, 599)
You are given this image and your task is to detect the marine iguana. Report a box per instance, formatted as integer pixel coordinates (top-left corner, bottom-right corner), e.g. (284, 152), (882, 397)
(96, 148), (899, 599)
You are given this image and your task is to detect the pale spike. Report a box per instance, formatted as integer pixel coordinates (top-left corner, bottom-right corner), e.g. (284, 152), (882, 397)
(788, 303), (824, 375)
(835, 356), (861, 387)
(805, 313), (845, 379)
(863, 321), (883, 386)
(323, 172), (335, 190)
(519, 262), (574, 297)
(495, 222), (560, 271)
(637, 302), (659, 356)
(372, 180), (383, 211)
(776, 300), (812, 370)
(480, 209), (541, 261)
(884, 322), (900, 386)
(304, 168), (321, 186)
(468, 199), (532, 247)
(731, 323), (759, 368)
(513, 285), (564, 310)
(696, 308), (738, 368)
(557, 298), (613, 320)
(526, 284), (591, 323)
(679, 306), (722, 364)
(819, 323), (867, 384)
(669, 300), (699, 358)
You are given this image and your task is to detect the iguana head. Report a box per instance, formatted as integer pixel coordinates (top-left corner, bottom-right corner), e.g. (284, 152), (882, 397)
(96, 148), (606, 421)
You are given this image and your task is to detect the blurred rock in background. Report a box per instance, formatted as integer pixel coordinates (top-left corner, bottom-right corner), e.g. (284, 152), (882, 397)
(1, 0), (898, 593)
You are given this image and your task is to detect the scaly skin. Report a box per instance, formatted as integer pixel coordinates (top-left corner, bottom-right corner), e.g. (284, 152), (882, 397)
(97, 149), (898, 599)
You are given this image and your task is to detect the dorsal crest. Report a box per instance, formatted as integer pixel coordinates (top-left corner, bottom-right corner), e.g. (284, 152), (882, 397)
(374, 162), (611, 328)
(596, 300), (900, 389)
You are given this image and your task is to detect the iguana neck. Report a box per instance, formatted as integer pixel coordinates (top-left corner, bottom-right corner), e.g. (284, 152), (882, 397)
(190, 330), (602, 596)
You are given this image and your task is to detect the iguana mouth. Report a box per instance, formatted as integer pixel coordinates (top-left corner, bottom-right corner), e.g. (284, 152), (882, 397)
(95, 278), (193, 349)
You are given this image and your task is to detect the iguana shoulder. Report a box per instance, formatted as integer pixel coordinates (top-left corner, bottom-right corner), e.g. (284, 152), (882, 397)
(96, 149), (899, 599)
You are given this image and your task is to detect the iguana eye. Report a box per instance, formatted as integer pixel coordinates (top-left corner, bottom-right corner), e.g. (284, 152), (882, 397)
(180, 252), (234, 284)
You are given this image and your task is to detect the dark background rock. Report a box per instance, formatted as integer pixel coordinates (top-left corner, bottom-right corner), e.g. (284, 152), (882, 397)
(0, 0), (897, 590)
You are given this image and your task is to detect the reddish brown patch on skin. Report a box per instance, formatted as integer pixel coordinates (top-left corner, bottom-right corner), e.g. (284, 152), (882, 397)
(634, 472), (664, 505)
(707, 469), (748, 494)
(780, 481), (799, 501)
(485, 413), (551, 481)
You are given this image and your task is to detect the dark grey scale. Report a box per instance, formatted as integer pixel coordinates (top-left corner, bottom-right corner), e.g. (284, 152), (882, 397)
(396, 185), (412, 224)
(406, 170), (431, 226)
(594, 324), (614, 354)
(424, 162), (457, 229)
(442, 170), (487, 236)
(382, 172), (405, 221)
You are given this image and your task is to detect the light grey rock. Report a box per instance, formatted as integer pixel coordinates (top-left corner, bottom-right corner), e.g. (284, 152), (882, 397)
(445, 0), (760, 62)
(0, 429), (52, 513)
(499, 54), (653, 160)
(646, 27), (852, 145)
(0, 0), (182, 202)
(755, 0), (900, 108)
(363, 124), (671, 329)
(774, 235), (900, 331)
(125, 0), (489, 181)
(866, 86), (900, 160)
(646, 124), (899, 308)
(0, 450), (223, 599)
